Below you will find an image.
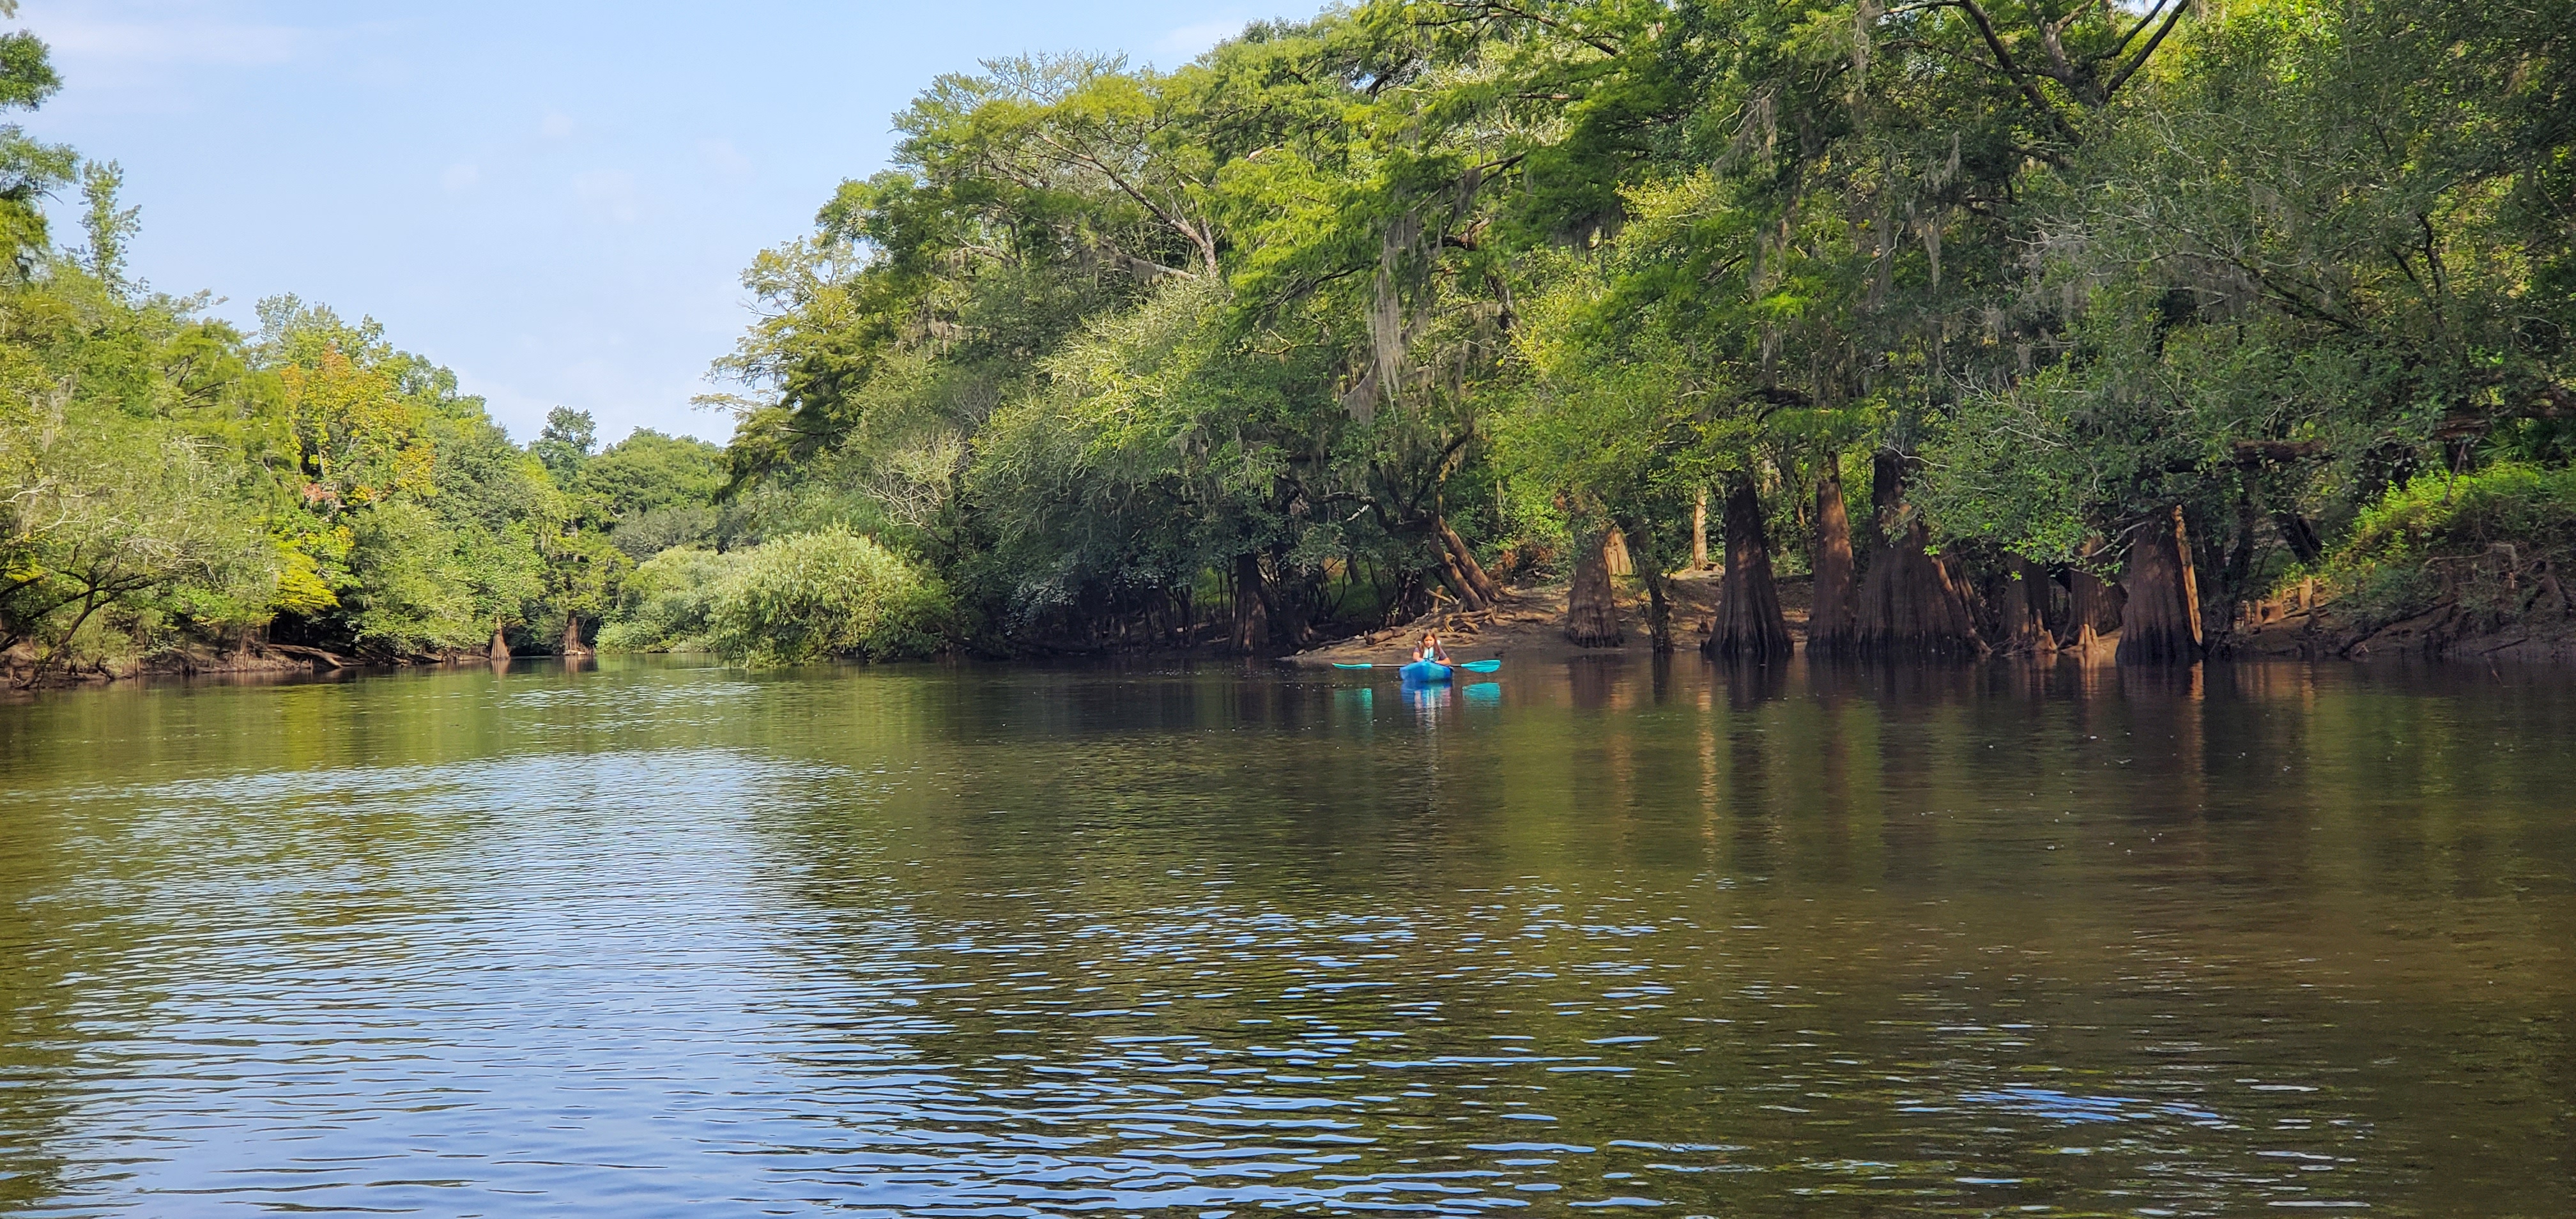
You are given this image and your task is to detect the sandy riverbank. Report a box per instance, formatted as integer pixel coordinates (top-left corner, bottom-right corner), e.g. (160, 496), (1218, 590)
(1283, 569), (1818, 667)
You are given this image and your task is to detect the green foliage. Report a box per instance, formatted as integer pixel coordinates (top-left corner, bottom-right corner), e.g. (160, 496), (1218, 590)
(2340, 466), (2576, 563)
(0, 14), (65, 277)
(698, 528), (951, 666)
(15, 0), (2575, 675)
(241, 297), (572, 653)
(705, 12), (1633, 645)
(0, 36), (684, 677)
(531, 406), (595, 481)
(965, 275), (1340, 620)
(0, 401), (268, 664)
(73, 160), (137, 289)
(596, 545), (737, 654)
(1915, 0), (2575, 579)
(599, 529), (951, 667)
(2308, 466), (2576, 629)
(585, 427), (722, 508)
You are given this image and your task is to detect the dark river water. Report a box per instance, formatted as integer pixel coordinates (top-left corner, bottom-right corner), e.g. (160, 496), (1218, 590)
(1, 657), (2570, 1216)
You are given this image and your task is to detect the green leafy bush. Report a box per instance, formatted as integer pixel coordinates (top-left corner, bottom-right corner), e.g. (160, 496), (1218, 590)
(705, 528), (950, 665)
(600, 528), (949, 664)
(602, 530), (950, 663)
(2302, 465), (2576, 630)
(2333, 465), (2576, 564)
(596, 546), (739, 654)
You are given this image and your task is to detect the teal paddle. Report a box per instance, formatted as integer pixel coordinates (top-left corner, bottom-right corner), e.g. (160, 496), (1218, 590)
(1331, 659), (1501, 673)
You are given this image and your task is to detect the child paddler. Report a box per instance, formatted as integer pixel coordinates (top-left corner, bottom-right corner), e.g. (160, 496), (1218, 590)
(1411, 632), (1453, 668)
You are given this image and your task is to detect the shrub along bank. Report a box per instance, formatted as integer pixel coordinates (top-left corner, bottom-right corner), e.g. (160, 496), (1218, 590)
(2238, 467), (2576, 659)
(599, 528), (950, 666)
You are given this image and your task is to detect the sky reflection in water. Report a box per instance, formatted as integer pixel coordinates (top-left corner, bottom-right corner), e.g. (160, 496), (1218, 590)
(1, 657), (2570, 1216)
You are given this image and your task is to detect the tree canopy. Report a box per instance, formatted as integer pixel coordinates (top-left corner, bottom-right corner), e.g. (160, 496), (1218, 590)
(10, 0), (2572, 678)
(692, 0), (2570, 661)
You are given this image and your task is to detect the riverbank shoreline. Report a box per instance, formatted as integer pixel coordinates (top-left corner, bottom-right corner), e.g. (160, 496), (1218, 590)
(17, 566), (2575, 696)
(1288, 567), (2576, 670)
(1, 642), (512, 693)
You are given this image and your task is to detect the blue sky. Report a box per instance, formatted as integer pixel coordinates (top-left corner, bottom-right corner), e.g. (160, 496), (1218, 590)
(19, 1), (1300, 443)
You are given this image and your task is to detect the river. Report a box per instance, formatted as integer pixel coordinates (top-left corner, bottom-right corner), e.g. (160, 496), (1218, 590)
(1, 657), (2569, 1216)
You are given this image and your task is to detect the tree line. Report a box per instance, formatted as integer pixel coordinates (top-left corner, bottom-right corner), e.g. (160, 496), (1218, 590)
(695, 0), (2572, 663)
(8, 0), (2571, 680)
(0, 4), (756, 684)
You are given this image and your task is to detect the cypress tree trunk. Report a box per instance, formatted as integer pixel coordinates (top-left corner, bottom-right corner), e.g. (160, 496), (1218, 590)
(2000, 554), (2058, 656)
(1853, 454), (1984, 659)
(1434, 546), (1487, 613)
(2271, 505), (2325, 567)
(1706, 479), (1795, 659)
(2117, 505), (2204, 664)
(2064, 537), (2124, 650)
(1644, 572), (1673, 653)
(1231, 553), (1271, 655)
(1433, 554), (1472, 606)
(1690, 489), (1709, 569)
(1263, 548), (1316, 648)
(560, 611), (593, 658)
(488, 620), (510, 663)
(1564, 528), (1625, 647)
(1619, 516), (1677, 654)
(1808, 468), (1857, 654)
(2223, 478), (2258, 609)
(1435, 516), (1501, 608)
(1861, 448), (1905, 562)
(1855, 521), (1985, 657)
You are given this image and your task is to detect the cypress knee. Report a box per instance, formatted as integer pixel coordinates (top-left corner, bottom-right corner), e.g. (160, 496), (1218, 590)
(1809, 468), (1857, 654)
(2117, 506), (2204, 664)
(1706, 479), (1793, 659)
(1564, 528), (1625, 647)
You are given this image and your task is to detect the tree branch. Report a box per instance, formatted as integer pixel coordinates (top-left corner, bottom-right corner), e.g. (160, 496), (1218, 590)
(2099, 0), (2190, 102)
(2091, 0), (2174, 66)
(1934, 0), (2081, 142)
(1434, 0), (1621, 57)
(1030, 130), (1220, 275)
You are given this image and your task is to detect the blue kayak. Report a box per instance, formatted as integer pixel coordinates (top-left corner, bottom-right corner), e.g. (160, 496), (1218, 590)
(1331, 659), (1500, 678)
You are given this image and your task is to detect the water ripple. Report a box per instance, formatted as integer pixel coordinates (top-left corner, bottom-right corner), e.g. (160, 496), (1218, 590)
(3, 660), (2569, 1215)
